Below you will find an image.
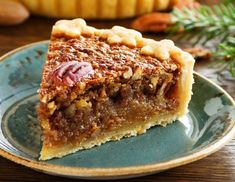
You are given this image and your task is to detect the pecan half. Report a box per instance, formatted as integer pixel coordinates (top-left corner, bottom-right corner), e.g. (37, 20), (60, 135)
(49, 61), (94, 87)
(131, 13), (172, 33)
(131, 0), (200, 33)
(184, 47), (212, 61)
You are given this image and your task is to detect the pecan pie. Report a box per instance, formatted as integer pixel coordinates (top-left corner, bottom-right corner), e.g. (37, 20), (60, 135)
(20, 0), (178, 19)
(38, 19), (195, 160)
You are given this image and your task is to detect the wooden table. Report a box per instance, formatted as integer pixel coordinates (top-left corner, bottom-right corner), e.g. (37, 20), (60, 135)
(0, 17), (235, 182)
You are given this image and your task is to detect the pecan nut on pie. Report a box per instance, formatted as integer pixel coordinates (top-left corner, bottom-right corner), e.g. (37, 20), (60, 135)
(38, 19), (195, 160)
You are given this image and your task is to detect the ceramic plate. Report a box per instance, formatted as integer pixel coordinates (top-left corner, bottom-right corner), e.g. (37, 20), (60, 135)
(0, 41), (235, 180)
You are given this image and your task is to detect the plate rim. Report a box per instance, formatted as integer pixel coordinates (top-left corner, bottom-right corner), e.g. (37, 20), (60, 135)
(0, 41), (235, 178)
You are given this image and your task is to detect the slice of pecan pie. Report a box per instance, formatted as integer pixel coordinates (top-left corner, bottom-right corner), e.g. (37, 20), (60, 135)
(38, 19), (195, 160)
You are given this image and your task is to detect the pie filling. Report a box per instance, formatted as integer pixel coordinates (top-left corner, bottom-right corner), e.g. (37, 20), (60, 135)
(38, 36), (181, 148)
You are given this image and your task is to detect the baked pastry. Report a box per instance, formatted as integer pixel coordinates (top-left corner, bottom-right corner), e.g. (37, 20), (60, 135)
(38, 19), (195, 160)
(20, 0), (178, 19)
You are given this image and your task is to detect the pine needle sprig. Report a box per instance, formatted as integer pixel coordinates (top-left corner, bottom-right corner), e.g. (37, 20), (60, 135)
(172, 3), (235, 44)
(170, 2), (235, 76)
(216, 37), (235, 76)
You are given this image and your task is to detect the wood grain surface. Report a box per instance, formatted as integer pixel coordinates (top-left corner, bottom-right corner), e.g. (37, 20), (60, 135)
(0, 16), (235, 182)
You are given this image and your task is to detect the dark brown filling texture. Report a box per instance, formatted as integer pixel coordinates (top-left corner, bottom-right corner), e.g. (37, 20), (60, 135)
(39, 35), (181, 146)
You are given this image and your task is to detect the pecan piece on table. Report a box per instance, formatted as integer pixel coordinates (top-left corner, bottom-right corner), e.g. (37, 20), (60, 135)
(131, 13), (172, 33)
(131, 0), (200, 33)
(48, 61), (94, 87)
(184, 47), (212, 61)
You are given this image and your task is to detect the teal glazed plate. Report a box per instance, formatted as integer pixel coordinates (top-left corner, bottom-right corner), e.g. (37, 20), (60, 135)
(0, 41), (235, 180)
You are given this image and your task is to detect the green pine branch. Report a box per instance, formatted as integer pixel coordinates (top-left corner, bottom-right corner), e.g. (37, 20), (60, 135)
(216, 37), (235, 77)
(170, 2), (235, 76)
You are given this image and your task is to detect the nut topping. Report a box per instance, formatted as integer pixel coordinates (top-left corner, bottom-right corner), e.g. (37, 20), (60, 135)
(123, 67), (133, 79)
(47, 101), (57, 115)
(132, 67), (143, 80)
(49, 61), (94, 87)
(75, 99), (92, 109)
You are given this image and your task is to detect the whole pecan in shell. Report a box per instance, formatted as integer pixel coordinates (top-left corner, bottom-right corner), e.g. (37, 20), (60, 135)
(49, 61), (94, 87)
